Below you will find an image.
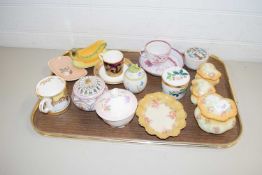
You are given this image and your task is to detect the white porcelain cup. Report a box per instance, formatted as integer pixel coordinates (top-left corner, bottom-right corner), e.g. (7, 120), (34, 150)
(36, 76), (70, 115)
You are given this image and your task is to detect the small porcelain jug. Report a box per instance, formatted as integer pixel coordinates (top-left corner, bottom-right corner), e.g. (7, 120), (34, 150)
(123, 64), (147, 93)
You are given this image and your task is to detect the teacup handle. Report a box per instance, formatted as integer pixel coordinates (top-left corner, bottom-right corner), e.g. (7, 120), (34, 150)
(98, 53), (104, 62)
(39, 97), (53, 113)
(171, 47), (185, 66)
(139, 50), (144, 56)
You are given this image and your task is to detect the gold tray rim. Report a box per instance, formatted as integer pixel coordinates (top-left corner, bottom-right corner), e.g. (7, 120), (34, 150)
(31, 51), (243, 148)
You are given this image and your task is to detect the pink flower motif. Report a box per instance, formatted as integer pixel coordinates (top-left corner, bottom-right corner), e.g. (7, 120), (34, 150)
(151, 99), (160, 108)
(195, 114), (201, 119)
(213, 127), (220, 134)
(208, 72), (215, 77)
(168, 111), (176, 119)
(145, 60), (153, 67)
(124, 96), (130, 103)
(144, 117), (151, 124)
(205, 119), (210, 124)
(103, 105), (110, 111)
(208, 107), (214, 112)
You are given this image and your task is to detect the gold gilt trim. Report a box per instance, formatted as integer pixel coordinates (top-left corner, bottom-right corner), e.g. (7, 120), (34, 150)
(30, 52), (242, 148)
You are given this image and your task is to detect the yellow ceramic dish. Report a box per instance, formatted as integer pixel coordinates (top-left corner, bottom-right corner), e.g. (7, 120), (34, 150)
(136, 92), (187, 139)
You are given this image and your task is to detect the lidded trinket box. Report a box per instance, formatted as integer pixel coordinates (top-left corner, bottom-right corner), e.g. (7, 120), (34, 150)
(184, 47), (208, 70)
(123, 64), (147, 93)
(161, 66), (190, 99)
(71, 76), (108, 111)
(95, 88), (137, 128)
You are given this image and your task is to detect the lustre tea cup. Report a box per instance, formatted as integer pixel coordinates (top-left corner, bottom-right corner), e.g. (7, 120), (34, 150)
(184, 47), (208, 70)
(123, 64), (147, 93)
(99, 50), (124, 77)
(36, 76), (70, 115)
(71, 76), (108, 111)
(141, 40), (172, 64)
(162, 66), (190, 99)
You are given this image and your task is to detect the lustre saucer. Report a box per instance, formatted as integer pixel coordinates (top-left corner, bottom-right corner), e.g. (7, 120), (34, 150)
(139, 48), (184, 76)
(93, 58), (132, 84)
(48, 56), (88, 81)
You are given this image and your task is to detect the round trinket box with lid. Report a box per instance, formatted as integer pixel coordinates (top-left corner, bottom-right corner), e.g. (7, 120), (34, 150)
(123, 64), (147, 93)
(161, 66), (190, 99)
(95, 88), (138, 128)
(71, 76), (108, 111)
(184, 47), (208, 70)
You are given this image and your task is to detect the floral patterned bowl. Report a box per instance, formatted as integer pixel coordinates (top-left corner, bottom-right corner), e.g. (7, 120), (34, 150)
(95, 88), (138, 128)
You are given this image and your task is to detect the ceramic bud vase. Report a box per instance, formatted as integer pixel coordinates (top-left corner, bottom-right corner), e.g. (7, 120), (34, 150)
(123, 64), (147, 93)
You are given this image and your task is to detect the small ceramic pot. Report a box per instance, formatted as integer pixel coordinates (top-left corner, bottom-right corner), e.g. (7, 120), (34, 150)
(162, 66), (190, 99)
(184, 47), (208, 70)
(71, 76), (108, 111)
(95, 88), (137, 128)
(123, 64), (147, 93)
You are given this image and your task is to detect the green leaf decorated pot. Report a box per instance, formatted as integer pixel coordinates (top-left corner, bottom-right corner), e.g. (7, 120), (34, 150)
(161, 66), (190, 99)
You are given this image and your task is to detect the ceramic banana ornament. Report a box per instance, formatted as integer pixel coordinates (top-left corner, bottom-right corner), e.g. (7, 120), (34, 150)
(70, 40), (107, 68)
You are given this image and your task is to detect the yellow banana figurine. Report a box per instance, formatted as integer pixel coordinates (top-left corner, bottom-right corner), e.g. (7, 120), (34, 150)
(70, 40), (107, 68)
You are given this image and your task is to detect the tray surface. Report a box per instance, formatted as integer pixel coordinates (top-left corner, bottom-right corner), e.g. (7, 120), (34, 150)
(31, 51), (242, 148)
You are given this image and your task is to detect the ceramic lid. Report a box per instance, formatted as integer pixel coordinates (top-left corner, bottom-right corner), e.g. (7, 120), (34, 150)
(162, 66), (190, 86)
(73, 76), (106, 99)
(186, 47), (208, 60)
(124, 64), (146, 80)
(95, 88), (137, 121)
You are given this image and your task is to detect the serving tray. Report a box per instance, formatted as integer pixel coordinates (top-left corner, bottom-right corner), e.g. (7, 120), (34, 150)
(31, 51), (242, 148)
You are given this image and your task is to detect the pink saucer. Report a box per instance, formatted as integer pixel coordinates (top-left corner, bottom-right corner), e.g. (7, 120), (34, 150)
(48, 56), (88, 81)
(139, 49), (184, 76)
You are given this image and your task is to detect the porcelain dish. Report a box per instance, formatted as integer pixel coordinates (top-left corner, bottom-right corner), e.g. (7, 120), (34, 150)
(71, 76), (108, 111)
(136, 92), (187, 139)
(95, 88), (138, 128)
(48, 56), (87, 81)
